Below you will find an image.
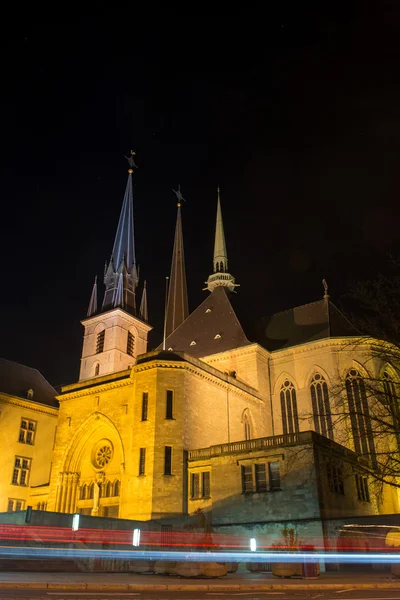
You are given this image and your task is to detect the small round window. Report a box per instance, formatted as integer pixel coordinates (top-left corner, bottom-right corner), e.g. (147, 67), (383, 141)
(92, 439), (113, 469)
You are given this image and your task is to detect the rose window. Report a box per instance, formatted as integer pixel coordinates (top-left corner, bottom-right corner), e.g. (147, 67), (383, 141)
(95, 445), (113, 468)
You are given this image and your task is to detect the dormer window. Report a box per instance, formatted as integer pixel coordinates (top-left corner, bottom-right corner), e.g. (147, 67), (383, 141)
(190, 340), (196, 346)
(206, 308), (212, 313)
(214, 334), (221, 339)
(168, 347), (173, 351)
(26, 389), (34, 400)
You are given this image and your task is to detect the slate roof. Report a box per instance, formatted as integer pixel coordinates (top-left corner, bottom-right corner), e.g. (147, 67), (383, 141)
(0, 358), (58, 408)
(259, 299), (361, 351)
(159, 286), (252, 358)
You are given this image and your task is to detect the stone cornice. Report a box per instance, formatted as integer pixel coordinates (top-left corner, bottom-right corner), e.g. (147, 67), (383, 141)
(134, 358), (263, 402)
(81, 307), (152, 332)
(270, 336), (371, 363)
(0, 393), (58, 416)
(58, 376), (134, 401)
(203, 342), (270, 363)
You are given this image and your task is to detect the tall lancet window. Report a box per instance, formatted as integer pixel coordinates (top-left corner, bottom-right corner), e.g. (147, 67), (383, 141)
(280, 379), (299, 435)
(345, 369), (376, 461)
(383, 371), (400, 447)
(310, 373), (334, 440)
(243, 411), (252, 440)
(96, 330), (105, 354)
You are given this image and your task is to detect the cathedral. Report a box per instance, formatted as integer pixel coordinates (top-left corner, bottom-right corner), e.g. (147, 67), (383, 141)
(1, 160), (399, 545)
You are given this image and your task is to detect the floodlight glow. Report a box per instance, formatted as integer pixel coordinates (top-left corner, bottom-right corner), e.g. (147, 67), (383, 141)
(133, 528), (141, 547)
(72, 514), (80, 532)
(250, 537), (257, 552)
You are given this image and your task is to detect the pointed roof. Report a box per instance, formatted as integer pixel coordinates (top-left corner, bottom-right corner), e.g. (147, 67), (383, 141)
(206, 188), (237, 293)
(213, 187), (228, 271)
(161, 286), (251, 357)
(111, 171), (136, 271)
(0, 358), (58, 407)
(101, 163), (139, 315)
(139, 281), (148, 322)
(259, 298), (361, 351)
(87, 276), (97, 317)
(165, 200), (189, 337)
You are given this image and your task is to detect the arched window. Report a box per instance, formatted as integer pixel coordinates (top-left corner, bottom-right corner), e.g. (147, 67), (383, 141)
(94, 363), (100, 377)
(88, 483), (94, 500)
(215, 262), (220, 272)
(80, 484), (87, 500)
(346, 369), (376, 460)
(104, 480), (111, 498)
(113, 480), (120, 497)
(280, 379), (299, 435)
(311, 373), (334, 440)
(243, 411), (252, 440)
(219, 261), (224, 273)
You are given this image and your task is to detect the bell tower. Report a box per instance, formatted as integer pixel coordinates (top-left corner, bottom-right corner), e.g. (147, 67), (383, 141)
(79, 153), (151, 381)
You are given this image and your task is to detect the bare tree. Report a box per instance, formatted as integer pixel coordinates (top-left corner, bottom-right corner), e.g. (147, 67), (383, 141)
(321, 266), (400, 491)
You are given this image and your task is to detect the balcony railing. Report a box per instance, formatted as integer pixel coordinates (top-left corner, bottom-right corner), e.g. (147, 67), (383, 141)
(188, 431), (313, 461)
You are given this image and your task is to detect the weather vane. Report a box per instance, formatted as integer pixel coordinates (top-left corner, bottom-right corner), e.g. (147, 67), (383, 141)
(172, 185), (185, 206)
(125, 150), (138, 172)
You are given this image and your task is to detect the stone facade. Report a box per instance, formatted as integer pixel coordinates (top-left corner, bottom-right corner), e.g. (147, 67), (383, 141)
(0, 393), (58, 513)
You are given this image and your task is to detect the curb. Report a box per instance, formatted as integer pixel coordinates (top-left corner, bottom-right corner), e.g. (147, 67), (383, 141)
(2, 581), (400, 592)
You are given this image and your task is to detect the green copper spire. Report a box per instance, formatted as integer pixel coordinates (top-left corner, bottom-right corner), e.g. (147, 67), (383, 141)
(205, 187), (238, 293)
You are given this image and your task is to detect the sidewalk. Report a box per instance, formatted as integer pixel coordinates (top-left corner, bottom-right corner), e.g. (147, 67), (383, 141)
(1, 571), (400, 591)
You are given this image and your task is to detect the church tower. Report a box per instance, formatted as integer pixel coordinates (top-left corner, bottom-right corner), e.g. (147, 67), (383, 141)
(165, 187), (189, 338)
(205, 187), (238, 293)
(79, 154), (152, 381)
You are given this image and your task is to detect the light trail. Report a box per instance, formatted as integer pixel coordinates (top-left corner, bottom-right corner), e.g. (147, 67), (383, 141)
(0, 546), (399, 563)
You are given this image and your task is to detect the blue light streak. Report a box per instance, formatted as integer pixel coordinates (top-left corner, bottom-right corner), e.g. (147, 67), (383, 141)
(0, 547), (399, 563)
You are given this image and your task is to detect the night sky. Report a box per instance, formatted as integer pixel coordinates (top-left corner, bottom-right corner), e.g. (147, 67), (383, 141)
(1, 8), (400, 387)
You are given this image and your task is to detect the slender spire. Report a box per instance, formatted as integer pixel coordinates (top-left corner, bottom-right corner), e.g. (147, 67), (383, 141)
(205, 187), (238, 293)
(213, 186), (228, 273)
(165, 187), (189, 338)
(139, 281), (148, 322)
(102, 152), (139, 314)
(87, 276), (98, 317)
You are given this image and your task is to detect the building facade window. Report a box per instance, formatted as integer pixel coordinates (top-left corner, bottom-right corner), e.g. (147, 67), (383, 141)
(383, 371), (400, 445)
(141, 392), (148, 421)
(139, 448), (146, 476)
(355, 474), (370, 502)
(345, 369), (376, 460)
(18, 419), (36, 445)
(164, 446), (172, 475)
(280, 380), (299, 435)
(268, 461), (281, 490)
(104, 481), (112, 497)
(113, 479), (120, 496)
(80, 484), (87, 500)
(12, 457), (31, 486)
(202, 471), (211, 497)
(242, 462), (281, 493)
(310, 373), (334, 440)
(88, 483), (94, 499)
(96, 330), (105, 354)
(127, 332), (135, 356)
(36, 501), (47, 511)
(166, 390), (174, 419)
(8, 499), (25, 512)
(94, 363), (100, 376)
(326, 460), (344, 495)
(191, 473), (200, 498)
(243, 411), (252, 440)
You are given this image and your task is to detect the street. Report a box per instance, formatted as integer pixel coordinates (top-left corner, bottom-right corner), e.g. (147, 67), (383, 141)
(2, 590), (400, 600)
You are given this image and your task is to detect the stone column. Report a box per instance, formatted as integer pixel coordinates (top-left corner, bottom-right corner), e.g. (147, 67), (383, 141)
(70, 473), (79, 513)
(65, 473), (73, 514)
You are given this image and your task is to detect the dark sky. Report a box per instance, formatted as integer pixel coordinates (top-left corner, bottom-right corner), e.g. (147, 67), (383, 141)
(1, 7), (400, 386)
